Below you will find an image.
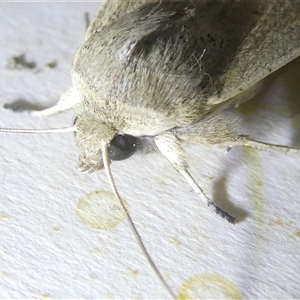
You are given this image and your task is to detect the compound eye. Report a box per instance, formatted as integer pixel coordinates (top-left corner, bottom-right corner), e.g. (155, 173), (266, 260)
(108, 134), (139, 161)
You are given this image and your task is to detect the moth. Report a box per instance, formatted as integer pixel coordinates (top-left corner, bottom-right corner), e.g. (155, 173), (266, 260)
(2, 1), (300, 298)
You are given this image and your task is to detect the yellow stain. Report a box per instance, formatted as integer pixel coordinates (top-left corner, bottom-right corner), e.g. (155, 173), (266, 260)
(171, 237), (181, 247)
(1, 272), (9, 278)
(89, 273), (98, 280)
(179, 273), (241, 300)
(77, 190), (128, 230)
(0, 213), (9, 220)
(51, 226), (60, 232)
(91, 247), (101, 254)
(130, 269), (139, 277)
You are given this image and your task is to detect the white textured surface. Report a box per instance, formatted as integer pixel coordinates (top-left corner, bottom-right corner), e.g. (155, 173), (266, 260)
(0, 2), (300, 299)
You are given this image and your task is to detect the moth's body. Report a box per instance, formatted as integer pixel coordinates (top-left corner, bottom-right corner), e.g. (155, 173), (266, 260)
(66, 1), (300, 172)
(73, 3), (214, 167)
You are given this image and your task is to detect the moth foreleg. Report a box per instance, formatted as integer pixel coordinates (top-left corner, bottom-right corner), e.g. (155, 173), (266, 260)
(154, 132), (237, 224)
(30, 88), (79, 117)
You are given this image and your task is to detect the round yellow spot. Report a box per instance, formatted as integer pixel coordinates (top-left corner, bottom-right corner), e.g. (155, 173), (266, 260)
(77, 190), (128, 230)
(179, 274), (241, 300)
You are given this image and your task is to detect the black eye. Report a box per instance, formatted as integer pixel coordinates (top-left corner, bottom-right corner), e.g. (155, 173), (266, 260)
(108, 134), (139, 161)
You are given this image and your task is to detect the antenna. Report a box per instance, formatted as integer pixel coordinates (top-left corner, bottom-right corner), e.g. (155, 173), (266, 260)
(0, 126), (76, 134)
(101, 141), (176, 300)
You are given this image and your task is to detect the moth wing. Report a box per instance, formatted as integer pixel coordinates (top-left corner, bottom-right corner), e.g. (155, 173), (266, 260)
(86, 1), (150, 40)
(87, 1), (300, 106)
(206, 1), (300, 106)
(77, 1), (300, 138)
(174, 1), (300, 145)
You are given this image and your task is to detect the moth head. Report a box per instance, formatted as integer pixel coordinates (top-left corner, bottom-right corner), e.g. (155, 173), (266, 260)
(72, 115), (142, 211)
(74, 116), (139, 173)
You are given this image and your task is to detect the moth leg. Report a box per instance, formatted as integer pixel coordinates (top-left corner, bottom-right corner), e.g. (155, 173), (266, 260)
(229, 136), (300, 154)
(30, 88), (79, 117)
(154, 132), (237, 224)
(173, 111), (300, 153)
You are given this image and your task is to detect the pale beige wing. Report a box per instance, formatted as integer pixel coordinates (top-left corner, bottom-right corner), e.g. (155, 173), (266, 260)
(210, 0), (300, 106)
(86, 1), (153, 40)
(86, 0), (300, 110)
